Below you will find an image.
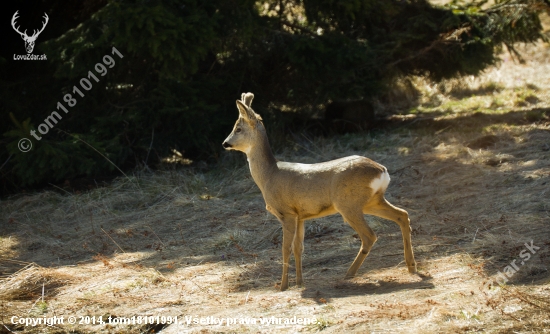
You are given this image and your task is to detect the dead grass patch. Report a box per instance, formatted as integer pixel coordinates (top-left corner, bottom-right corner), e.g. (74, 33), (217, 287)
(0, 263), (75, 301)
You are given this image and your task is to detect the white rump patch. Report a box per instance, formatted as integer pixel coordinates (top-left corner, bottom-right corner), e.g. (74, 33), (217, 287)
(369, 170), (390, 193)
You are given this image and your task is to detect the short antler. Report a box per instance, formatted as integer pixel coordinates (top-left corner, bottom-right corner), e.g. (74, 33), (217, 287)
(241, 92), (254, 107)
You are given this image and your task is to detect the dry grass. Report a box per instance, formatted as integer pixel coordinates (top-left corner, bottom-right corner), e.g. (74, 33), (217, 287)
(1, 35), (550, 334)
(0, 263), (75, 302)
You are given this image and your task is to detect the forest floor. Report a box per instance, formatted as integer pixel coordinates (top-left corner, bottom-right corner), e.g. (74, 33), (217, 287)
(1, 18), (550, 334)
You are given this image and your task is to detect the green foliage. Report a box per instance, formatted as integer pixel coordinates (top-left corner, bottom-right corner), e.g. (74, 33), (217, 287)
(1, 0), (547, 192)
(448, 0), (546, 58)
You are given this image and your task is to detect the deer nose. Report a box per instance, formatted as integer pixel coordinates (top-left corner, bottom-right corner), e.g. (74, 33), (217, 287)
(222, 141), (232, 149)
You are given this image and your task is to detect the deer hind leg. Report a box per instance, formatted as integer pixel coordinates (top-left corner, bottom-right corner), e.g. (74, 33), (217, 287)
(339, 210), (378, 278)
(278, 216), (296, 291)
(292, 219), (305, 286)
(364, 194), (417, 273)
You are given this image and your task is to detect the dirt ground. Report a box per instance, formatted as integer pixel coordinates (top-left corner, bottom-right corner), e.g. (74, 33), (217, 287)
(2, 20), (550, 334)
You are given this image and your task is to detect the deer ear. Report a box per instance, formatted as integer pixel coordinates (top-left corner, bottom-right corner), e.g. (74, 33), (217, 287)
(236, 100), (256, 121)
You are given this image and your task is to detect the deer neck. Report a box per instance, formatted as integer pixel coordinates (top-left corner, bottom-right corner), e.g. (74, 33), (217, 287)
(246, 128), (277, 191)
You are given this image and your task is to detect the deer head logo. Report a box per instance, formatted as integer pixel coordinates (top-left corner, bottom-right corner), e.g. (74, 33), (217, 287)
(11, 11), (49, 54)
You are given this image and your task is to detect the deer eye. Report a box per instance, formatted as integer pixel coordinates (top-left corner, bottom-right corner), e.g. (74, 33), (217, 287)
(235, 128), (242, 133)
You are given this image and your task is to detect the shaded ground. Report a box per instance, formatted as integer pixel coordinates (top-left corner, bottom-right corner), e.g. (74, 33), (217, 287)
(2, 29), (550, 334)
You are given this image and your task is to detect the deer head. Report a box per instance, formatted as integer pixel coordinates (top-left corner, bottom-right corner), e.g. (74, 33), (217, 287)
(222, 93), (266, 154)
(11, 11), (49, 54)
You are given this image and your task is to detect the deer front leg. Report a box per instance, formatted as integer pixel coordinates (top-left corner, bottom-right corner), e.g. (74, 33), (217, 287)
(279, 216), (296, 291)
(292, 219), (305, 287)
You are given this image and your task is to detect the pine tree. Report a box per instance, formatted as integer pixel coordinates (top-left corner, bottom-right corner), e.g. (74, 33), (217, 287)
(1, 0), (547, 191)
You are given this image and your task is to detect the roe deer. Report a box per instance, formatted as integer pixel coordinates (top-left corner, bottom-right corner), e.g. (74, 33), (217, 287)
(222, 93), (416, 291)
